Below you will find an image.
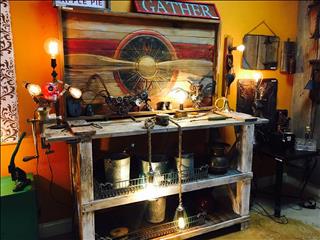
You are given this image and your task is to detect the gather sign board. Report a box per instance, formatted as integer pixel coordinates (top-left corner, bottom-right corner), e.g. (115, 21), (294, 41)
(135, 0), (220, 20)
(54, 0), (108, 10)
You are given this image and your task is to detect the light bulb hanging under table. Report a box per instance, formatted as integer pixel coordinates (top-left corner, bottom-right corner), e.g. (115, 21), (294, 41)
(170, 119), (189, 230)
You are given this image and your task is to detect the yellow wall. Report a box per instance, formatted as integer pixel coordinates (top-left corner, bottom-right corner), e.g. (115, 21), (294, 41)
(1, 0), (297, 221)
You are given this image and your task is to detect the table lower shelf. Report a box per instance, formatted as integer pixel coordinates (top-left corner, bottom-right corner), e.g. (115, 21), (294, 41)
(95, 211), (249, 240)
(159, 213), (249, 240)
(83, 169), (252, 212)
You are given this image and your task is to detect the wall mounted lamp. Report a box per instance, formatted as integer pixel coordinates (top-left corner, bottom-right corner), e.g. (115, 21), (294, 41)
(217, 37), (245, 112)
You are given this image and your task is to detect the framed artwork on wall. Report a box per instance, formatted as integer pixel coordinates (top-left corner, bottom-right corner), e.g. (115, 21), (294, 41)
(61, 10), (219, 117)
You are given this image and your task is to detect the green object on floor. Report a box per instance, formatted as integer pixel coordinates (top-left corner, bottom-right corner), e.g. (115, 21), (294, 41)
(1, 174), (38, 240)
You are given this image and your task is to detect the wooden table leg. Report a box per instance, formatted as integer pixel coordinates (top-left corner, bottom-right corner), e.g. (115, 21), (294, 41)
(69, 139), (95, 240)
(79, 140), (95, 239)
(236, 124), (254, 230)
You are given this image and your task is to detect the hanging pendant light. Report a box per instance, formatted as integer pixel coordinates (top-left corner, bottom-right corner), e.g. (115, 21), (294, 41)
(144, 118), (157, 201)
(170, 119), (189, 230)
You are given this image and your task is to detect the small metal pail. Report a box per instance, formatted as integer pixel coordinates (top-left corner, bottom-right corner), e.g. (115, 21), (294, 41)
(104, 153), (130, 189)
(175, 153), (195, 180)
(141, 154), (168, 175)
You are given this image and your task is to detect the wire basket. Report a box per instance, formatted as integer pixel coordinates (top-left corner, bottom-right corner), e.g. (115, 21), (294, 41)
(94, 166), (209, 199)
(95, 212), (207, 240)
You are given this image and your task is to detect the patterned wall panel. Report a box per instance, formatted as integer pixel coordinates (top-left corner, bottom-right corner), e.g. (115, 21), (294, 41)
(1, 0), (19, 143)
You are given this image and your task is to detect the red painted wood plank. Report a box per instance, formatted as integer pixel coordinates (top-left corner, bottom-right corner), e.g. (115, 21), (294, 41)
(64, 39), (214, 60)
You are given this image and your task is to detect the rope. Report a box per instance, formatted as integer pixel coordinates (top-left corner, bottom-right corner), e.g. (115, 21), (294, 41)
(144, 118), (155, 172)
(169, 119), (183, 205)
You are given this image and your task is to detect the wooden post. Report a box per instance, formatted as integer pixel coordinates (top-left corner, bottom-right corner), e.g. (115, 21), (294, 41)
(79, 139), (95, 239)
(69, 132), (95, 240)
(68, 144), (81, 237)
(236, 124), (254, 230)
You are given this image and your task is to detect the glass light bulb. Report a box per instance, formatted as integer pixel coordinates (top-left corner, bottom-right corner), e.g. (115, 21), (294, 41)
(174, 204), (188, 230)
(175, 90), (188, 104)
(69, 87), (82, 99)
(178, 217), (186, 229)
(45, 38), (59, 58)
(253, 72), (263, 82)
(236, 44), (245, 52)
(26, 83), (42, 96)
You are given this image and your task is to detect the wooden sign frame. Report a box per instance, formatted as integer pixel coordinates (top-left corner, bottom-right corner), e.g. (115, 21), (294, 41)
(58, 9), (220, 119)
(134, 0), (220, 20)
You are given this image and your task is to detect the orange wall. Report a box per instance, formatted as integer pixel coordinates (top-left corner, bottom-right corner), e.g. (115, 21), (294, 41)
(1, 0), (297, 221)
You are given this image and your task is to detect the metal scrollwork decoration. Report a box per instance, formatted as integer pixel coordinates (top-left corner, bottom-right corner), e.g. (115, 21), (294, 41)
(82, 74), (152, 116)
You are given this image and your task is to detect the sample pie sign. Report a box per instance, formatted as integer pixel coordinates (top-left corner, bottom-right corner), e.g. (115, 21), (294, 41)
(54, 0), (108, 10)
(135, 0), (220, 20)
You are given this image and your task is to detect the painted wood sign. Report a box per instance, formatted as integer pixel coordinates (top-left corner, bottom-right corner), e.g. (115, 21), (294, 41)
(62, 11), (217, 114)
(54, 0), (108, 10)
(135, 0), (220, 20)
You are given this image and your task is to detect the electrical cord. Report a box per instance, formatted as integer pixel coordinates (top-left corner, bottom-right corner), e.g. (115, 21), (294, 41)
(251, 201), (288, 224)
(45, 153), (72, 208)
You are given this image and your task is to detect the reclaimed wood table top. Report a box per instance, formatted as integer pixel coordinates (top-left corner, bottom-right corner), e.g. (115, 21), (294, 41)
(44, 113), (268, 142)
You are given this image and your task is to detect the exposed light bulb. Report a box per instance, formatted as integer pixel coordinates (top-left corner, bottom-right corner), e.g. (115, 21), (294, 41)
(69, 87), (82, 99)
(236, 44), (245, 52)
(145, 170), (157, 201)
(45, 38), (59, 58)
(178, 217), (186, 230)
(25, 83), (42, 96)
(175, 90), (188, 105)
(253, 72), (263, 82)
(145, 182), (157, 201)
(174, 204), (188, 230)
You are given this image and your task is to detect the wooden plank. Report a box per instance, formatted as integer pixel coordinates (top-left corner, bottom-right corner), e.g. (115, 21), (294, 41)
(79, 140), (95, 239)
(235, 124), (254, 230)
(44, 117), (268, 142)
(157, 215), (250, 240)
(214, 111), (257, 122)
(64, 20), (216, 39)
(82, 170), (253, 212)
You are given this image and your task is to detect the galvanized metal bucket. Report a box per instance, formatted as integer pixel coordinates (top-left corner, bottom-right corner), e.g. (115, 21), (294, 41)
(145, 197), (166, 223)
(140, 154), (167, 223)
(141, 154), (168, 175)
(175, 153), (195, 180)
(104, 153), (130, 189)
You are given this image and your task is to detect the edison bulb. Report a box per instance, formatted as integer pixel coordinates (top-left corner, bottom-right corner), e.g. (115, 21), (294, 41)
(69, 87), (82, 99)
(236, 44), (245, 52)
(175, 90), (188, 105)
(45, 38), (59, 58)
(178, 217), (186, 229)
(174, 204), (188, 230)
(25, 83), (42, 96)
(145, 182), (157, 201)
(253, 72), (263, 82)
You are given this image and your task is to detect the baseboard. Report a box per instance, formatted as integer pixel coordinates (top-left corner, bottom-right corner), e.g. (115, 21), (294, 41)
(38, 218), (72, 239)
